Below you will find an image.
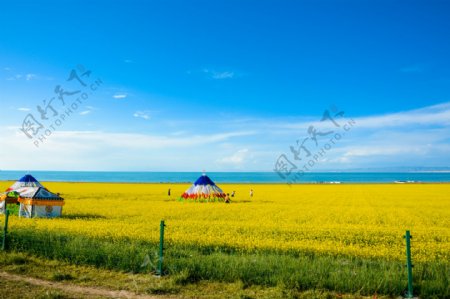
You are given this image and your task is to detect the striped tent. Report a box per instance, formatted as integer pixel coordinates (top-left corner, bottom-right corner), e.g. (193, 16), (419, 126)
(0, 174), (64, 218)
(181, 174), (226, 201)
(6, 174), (44, 191)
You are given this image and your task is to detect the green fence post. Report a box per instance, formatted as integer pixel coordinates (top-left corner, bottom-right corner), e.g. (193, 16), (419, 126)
(2, 210), (10, 251)
(157, 220), (165, 276)
(404, 230), (413, 298)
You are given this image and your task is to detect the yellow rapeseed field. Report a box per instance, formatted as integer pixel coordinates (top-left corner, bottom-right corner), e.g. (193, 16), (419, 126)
(1, 182), (449, 263)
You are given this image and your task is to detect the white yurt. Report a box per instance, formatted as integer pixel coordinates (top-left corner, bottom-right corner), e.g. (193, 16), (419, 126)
(1, 174), (64, 218)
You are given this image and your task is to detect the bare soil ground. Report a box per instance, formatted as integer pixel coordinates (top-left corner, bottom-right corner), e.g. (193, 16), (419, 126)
(0, 271), (172, 299)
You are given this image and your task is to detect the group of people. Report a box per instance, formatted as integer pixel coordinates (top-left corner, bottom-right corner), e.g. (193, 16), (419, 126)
(224, 191), (234, 203)
(224, 189), (253, 203)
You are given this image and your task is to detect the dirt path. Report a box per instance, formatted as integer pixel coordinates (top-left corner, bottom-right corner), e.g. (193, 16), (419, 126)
(0, 271), (171, 299)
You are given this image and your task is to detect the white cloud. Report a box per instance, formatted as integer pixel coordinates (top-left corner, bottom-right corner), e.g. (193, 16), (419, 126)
(6, 74), (22, 80)
(342, 146), (426, 157)
(217, 149), (249, 165)
(17, 107), (31, 112)
(113, 93), (127, 99)
(1, 101), (450, 171)
(278, 102), (450, 131)
(26, 74), (37, 80)
(351, 103), (450, 129)
(212, 71), (234, 79)
(259, 101), (450, 170)
(5, 73), (50, 81)
(328, 142), (450, 169)
(0, 127), (256, 171)
(79, 106), (95, 116)
(202, 69), (235, 80)
(133, 111), (150, 120)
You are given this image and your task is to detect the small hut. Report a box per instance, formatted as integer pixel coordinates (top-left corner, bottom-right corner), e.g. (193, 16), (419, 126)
(0, 174), (64, 218)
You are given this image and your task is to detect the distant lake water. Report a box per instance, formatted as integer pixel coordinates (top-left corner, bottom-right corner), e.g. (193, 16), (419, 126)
(0, 171), (449, 183)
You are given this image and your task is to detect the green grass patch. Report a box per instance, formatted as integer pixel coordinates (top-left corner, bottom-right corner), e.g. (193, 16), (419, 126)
(4, 227), (450, 298)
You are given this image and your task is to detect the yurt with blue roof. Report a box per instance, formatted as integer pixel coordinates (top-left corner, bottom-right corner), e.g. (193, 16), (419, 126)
(0, 174), (64, 218)
(181, 173), (226, 202)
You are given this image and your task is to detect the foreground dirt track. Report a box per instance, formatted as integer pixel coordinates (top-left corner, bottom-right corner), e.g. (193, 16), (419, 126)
(0, 271), (170, 299)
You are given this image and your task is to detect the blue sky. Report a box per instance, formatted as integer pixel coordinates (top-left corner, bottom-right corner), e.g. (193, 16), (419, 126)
(1, 0), (450, 172)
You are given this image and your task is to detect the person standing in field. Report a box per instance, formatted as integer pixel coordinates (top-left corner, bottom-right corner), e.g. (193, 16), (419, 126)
(250, 189), (253, 198)
(168, 188), (171, 197)
(225, 193), (230, 203)
(231, 190), (235, 197)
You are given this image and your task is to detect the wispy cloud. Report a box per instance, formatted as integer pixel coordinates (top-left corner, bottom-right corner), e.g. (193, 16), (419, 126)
(6, 74), (22, 81)
(5, 73), (52, 81)
(199, 69), (235, 80)
(124, 59), (133, 63)
(211, 71), (234, 79)
(217, 148), (249, 165)
(400, 64), (424, 73)
(1, 102), (449, 171)
(260, 101), (450, 170)
(133, 111), (151, 120)
(0, 127), (256, 170)
(113, 93), (128, 99)
(79, 106), (95, 116)
(350, 102), (450, 129)
(330, 141), (450, 169)
(25, 73), (37, 80)
(17, 107), (31, 112)
(277, 102), (450, 131)
(342, 145), (426, 158)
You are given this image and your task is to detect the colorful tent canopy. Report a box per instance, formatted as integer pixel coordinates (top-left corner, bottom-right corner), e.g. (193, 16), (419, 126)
(181, 174), (226, 201)
(6, 174), (44, 191)
(1, 174), (64, 218)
